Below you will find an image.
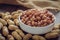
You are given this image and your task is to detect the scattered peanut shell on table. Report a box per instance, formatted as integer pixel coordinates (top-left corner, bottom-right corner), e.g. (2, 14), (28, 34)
(2, 26), (9, 36)
(8, 25), (19, 30)
(15, 29), (25, 37)
(32, 35), (46, 40)
(0, 18), (7, 25)
(14, 19), (19, 26)
(7, 35), (14, 40)
(23, 34), (32, 40)
(0, 22), (3, 30)
(12, 31), (22, 40)
(45, 32), (59, 39)
(7, 19), (15, 25)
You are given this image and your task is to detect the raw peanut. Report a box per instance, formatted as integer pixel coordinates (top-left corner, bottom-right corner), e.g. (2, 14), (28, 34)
(40, 14), (44, 17)
(28, 23), (31, 26)
(0, 13), (2, 16)
(25, 11), (31, 15)
(30, 17), (35, 21)
(36, 12), (40, 16)
(17, 10), (23, 13)
(21, 18), (24, 22)
(0, 12), (4, 17)
(3, 15), (12, 20)
(7, 35), (14, 40)
(51, 29), (60, 33)
(26, 21), (31, 24)
(8, 25), (19, 30)
(47, 20), (52, 24)
(19, 13), (22, 16)
(23, 34), (32, 40)
(25, 17), (29, 21)
(12, 10), (23, 16)
(53, 24), (60, 29)
(2, 14), (6, 18)
(2, 12), (10, 18)
(31, 9), (37, 13)
(23, 15), (27, 18)
(0, 35), (5, 40)
(42, 15), (47, 19)
(14, 19), (19, 26)
(22, 17), (28, 21)
(5, 12), (10, 15)
(0, 18), (7, 25)
(30, 18), (33, 21)
(12, 14), (19, 19)
(21, 17), (25, 20)
(32, 35), (40, 40)
(7, 19), (15, 25)
(39, 20), (43, 25)
(38, 22), (41, 26)
(11, 11), (18, 15)
(1, 13), (8, 18)
(32, 35), (46, 40)
(47, 12), (52, 16)
(12, 31), (22, 40)
(46, 17), (50, 20)
(2, 26), (9, 36)
(45, 32), (59, 39)
(43, 23), (47, 26)
(42, 19), (47, 23)
(29, 15), (32, 18)
(0, 22), (3, 30)
(17, 10), (23, 16)
(26, 21), (31, 26)
(34, 22), (38, 26)
(15, 29), (25, 37)
(36, 16), (41, 20)
(32, 16), (36, 21)
(51, 16), (55, 22)
(21, 20), (26, 24)
(34, 13), (38, 16)
(31, 21), (35, 26)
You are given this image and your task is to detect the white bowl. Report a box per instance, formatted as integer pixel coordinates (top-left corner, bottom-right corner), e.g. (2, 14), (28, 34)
(18, 13), (56, 34)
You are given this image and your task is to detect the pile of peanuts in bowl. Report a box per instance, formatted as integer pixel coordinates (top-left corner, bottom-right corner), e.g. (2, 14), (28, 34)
(20, 9), (55, 27)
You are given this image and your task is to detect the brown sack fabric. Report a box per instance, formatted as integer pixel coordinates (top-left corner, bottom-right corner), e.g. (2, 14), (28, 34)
(16, 0), (60, 10)
(0, 0), (60, 10)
